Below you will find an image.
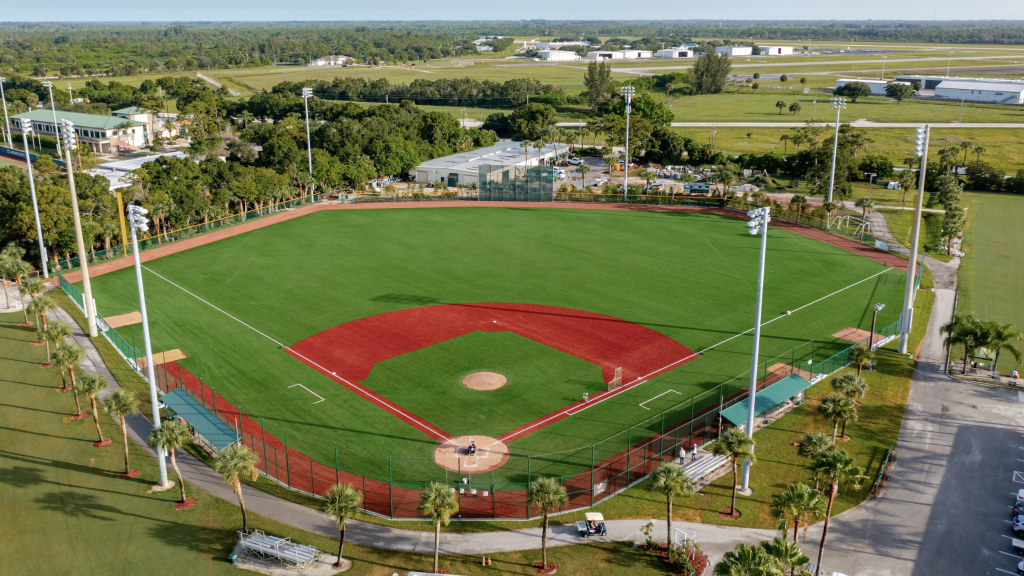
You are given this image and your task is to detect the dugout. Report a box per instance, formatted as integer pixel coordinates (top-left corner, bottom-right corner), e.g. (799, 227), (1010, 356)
(161, 388), (239, 454)
(720, 374), (813, 429)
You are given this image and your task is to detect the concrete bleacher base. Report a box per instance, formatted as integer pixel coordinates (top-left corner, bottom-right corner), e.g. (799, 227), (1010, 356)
(232, 541), (349, 575)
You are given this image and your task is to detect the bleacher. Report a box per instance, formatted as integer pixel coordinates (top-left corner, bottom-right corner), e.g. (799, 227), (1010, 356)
(683, 454), (729, 483)
(238, 529), (321, 570)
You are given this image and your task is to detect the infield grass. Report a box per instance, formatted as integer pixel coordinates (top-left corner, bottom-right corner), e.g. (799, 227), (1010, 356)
(77, 206), (907, 485)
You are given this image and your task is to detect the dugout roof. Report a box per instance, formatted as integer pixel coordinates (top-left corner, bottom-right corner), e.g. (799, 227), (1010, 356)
(161, 388), (238, 451)
(721, 374), (813, 427)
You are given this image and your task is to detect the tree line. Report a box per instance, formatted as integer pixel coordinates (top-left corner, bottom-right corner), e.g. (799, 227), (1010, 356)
(270, 76), (569, 108)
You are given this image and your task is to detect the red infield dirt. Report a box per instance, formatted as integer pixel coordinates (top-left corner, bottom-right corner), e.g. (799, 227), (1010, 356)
(56, 201), (908, 285)
(285, 303), (694, 443)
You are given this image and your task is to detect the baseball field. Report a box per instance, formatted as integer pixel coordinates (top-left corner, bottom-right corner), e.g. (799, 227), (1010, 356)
(76, 205), (907, 490)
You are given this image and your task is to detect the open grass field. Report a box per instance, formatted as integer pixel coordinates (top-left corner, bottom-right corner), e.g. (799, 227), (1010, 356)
(0, 311), (679, 575)
(74, 206), (908, 487)
(958, 192), (1024, 374)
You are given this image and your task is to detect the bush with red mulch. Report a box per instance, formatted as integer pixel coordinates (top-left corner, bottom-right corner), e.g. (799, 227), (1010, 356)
(173, 497), (197, 510)
(118, 469), (141, 479)
(533, 560), (558, 574)
(642, 544), (709, 576)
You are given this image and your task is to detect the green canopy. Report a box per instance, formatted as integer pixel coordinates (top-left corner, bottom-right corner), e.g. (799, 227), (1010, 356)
(161, 388), (238, 451)
(721, 374), (813, 427)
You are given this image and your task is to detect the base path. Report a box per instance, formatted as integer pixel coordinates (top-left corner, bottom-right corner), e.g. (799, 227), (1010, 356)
(58, 200), (908, 287)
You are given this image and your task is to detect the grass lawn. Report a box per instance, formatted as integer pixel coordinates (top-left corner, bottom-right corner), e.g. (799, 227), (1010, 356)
(959, 192), (1024, 374)
(0, 310), (702, 576)
(72, 207), (906, 488)
(876, 209), (949, 261)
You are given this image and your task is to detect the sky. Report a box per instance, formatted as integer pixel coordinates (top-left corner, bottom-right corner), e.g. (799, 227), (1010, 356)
(2, 1), (1022, 22)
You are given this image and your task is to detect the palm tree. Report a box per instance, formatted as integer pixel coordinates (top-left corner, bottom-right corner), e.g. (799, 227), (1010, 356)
(761, 537), (810, 576)
(779, 134), (790, 154)
(39, 320), (72, 365)
(714, 543), (776, 575)
(984, 322), (1022, 376)
(769, 482), (826, 543)
(529, 477), (569, 569)
(77, 373), (110, 446)
(808, 448), (866, 572)
(830, 373), (868, 404)
(847, 344), (874, 377)
(959, 140), (973, 165)
(575, 163), (591, 189)
(603, 155), (618, 176)
(788, 102), (802, 116)
(854, 197), (875, 220)
(788, 195), (808, 216)
(214, 443), (260, 533)
(942, 313), (987, 373)
(650, 462), (695, 550)
(822, 201), (839, 223)
(776, 100), (787, 114)
(149, 419), (192, 505)
(103, 389), (141, 476)
(418, 481), (459, 574)
(17, 275), (43, 325)
(709, 427), (756, 518)
(973, 145), (987, 163)
(638, 169), (657, 190)
(521, 140), (531, 168)
(27, 294), (57, 331)
(797, 431), (832, 461)
(818, 393), (857, 443)
(321, 483), (362, 566)
(53, 343), (85, 392)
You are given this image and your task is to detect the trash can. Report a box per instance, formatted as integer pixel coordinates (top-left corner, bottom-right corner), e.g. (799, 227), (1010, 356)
(228, 552), (238, 565)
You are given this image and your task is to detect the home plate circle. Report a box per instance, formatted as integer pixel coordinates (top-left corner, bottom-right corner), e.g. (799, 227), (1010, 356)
(463, 372), (507, 390)
(433, 435), (510, 473)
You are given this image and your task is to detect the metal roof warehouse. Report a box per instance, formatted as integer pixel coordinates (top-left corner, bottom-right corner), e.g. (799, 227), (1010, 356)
(412, 141), (562, 188)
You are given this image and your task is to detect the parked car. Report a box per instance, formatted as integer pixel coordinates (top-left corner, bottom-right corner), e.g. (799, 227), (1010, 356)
(567, 158), (584, 165)
(1013, 516), (1024, 535)
(1014, 502), (1024, 516)
(1016, 558), (1023, 576)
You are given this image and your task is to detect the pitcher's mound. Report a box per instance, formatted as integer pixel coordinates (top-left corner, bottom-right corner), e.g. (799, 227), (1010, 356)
(434, 435), (510, 473)
(463, 372), (507, 390)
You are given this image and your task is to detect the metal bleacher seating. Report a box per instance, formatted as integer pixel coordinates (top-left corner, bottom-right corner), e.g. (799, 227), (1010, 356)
(682, 454), (729, 482)
(238, 529), (321, 570)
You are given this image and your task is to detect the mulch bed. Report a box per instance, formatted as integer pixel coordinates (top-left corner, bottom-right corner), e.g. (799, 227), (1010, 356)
(643, 544), (709, 576)
(93, 438), (113, 448)
(30, 341), (43, 346)
(19, 321), (34, 327)
(719, 507), (742, 520)
(118, 469), (141, 479)
(41, 362), (52, 368)
(837, 434), (852, 442)
(533, 561), (558, 575)
(69, 412), (88, 421)
(174, 497), (197, 511)
(56, 386), (72, 393)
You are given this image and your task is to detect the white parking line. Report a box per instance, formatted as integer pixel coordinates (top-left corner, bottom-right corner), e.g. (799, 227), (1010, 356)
(995, 568), (1017, 575)
(999, 551), (1020, 558)
(1013, 471), (1024, 483)
(639, 390), (681, 410)
(289, 383), (325, 405)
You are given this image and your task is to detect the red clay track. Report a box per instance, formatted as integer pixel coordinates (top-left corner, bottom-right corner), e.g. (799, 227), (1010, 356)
(57, 200), (907, 285)
(285, 303), (694, 442)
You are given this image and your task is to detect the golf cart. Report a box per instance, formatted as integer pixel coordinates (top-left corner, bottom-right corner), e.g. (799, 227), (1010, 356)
(576, 512), (607, 538)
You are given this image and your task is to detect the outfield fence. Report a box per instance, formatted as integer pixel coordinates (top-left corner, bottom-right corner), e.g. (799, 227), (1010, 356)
(49, 193), (322, 273)
(55, 268), (900, 520)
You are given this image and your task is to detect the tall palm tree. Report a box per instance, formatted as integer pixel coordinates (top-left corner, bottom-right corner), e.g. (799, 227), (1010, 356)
(818, 393), (857, 443)
(847, 344), (874, 377)
(418, 481), (459, 574)
(709, 427), (756, 518)
(854, 197), (875, 220)
(214, 443), (260, 533)
(714, 543), (776, 575)
(149, 419), (192, 505)
(103, 389), (141, 476)
(18, 275), (44, 325)
(27, 294), (57, 331)
(650, 462), (694, 550)
(638, 169), (657, 191)
(575, 163), (591, 189)
(984, 321), (1022, 376)
(769, 482), (826, 543)
(521, 140), (531, 168)
(779, 134), (790, 154)
(53, 343), (85, 392)
(321, 483), (362, 566)
(77, 373), (110, 446)
(796, 431), (832, 490)
(959, 140), (973, 165)
(942, 313), (988, 373)
(39, 320), (72, 365)
(761, 537), (811, 576)
(808, 448), (866, 572)
(529, 476), (569, 569)
(788, 195), (808, 215)
(822, 201), (839, 223)
(603, 155), (618, 176)
(830, 373), (868, 404)
(973, 145), (987, 163)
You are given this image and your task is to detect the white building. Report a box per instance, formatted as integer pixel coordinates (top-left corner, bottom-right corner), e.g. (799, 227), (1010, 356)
(537, 50), (581, 62)
(934, 80), (1024, 104)
(412, 141), (561, 188)
(759, 46), (794, 56)
(834, 78), (911, 96)
(533, 41), (589, 50)
(309, 55), (351, 67)
(715, 46), (753, 57)
(586, 50), (653, 60)
(655, 47), (695, 58)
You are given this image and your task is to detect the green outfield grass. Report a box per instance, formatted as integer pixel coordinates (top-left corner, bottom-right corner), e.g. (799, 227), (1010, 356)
(76, 207), (906, 485)
(959, 192), (1024, 374)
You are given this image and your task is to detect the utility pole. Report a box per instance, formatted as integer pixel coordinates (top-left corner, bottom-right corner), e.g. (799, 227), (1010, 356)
(620, 85), (634, 200)
(20, 120), (48, 277)
(60, 120), (97, 337)
(0, 76), (12, 147)
(899, 125), (929, 354)
(740, 206), (771, 494)
(301, 87), (314, 180)
(826, 97), (847, 205)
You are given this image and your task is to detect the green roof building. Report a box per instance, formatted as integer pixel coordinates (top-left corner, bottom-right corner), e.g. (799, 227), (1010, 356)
(12, 109), (148, 154)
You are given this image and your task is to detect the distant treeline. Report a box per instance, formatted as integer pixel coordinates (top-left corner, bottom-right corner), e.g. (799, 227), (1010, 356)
(271, 77), (571, 108)
(1, 21), (1024, 77)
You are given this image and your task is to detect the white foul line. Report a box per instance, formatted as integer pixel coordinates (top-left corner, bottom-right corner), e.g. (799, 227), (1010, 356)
(289, 383), (325, 405)
(640, 390), (681, 410)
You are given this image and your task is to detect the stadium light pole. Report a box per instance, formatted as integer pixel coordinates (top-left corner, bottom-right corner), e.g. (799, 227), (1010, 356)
(740, 206), (771, 494)
(0, 76), (12, 147)
(60, 120), (98, 338)
(620, 85), (635, 200)
(301, 87), (314, 179)
(20, 120), (48, 277)
(826, 97), (847, 208)
(127, 204), (171, 488)
(870, 303), (885, 350)
(899, 126), (929, 354)
(947, 52), (953, 76)
(43, 81), (62, 158)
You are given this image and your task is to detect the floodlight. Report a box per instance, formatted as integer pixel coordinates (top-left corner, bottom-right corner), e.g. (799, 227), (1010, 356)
(874, 303), (886, 311)
(42, 80), (52, 88)
(61, 119), (77, 149)
(301, 87), (313, 98)
(749, 228), (759, 236)
(21, 118), (32, 133)
(747, 209), (758, 217)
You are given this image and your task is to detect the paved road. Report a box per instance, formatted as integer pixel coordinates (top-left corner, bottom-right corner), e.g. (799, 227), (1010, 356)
(553, 121), (1024, 129)
(608, 54), (1024, 74)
